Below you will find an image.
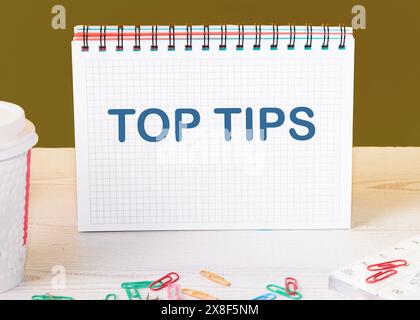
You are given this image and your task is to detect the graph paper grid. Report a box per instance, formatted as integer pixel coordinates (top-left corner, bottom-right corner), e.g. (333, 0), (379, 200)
(72, 26), (354, 231)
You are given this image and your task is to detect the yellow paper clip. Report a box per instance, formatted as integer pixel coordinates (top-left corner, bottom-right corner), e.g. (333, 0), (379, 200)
(181, 288), (218, 300)
(200, 270), (231, 286)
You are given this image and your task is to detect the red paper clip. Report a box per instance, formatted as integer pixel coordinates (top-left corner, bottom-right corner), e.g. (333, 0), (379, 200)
(367, 259), (407, 271)
(149, 272), (180, 291)
(365, 269), (397, 284)
(285, 277), (298, 295)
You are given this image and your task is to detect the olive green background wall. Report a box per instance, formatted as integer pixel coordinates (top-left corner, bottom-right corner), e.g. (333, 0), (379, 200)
(1, 0), (419, 146)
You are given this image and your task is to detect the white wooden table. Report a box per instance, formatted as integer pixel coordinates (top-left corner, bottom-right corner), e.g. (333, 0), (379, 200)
(1, 147), (420, 300)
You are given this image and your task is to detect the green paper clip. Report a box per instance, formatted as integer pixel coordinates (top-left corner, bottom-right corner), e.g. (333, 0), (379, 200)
(266, 284), (302, 300)
(32, 293), (74, 300)
(104, 293), (117, 300)
(121, 281), (160, 300)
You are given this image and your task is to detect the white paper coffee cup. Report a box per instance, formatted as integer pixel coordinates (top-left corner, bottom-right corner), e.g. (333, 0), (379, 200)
(0, 101), (38, 293)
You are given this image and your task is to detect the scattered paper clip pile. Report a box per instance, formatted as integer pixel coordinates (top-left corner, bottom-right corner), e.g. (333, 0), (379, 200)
(365, 259), (408, 284)
(253, 277), (302, 300)
(120, 270), (228, 300)
(31, 271), (303, 300)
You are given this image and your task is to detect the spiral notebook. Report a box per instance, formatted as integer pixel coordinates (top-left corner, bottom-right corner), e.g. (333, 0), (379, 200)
(71, 25), (355, 231)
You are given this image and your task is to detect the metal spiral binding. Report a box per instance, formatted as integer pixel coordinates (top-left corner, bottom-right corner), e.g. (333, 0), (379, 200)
(305, 24), (313, 50)
(236, 25), (244, 50)
(134, 25), (141, 51)
(168, 25), (175, 51)
(271, 24), (279, 50)
(79, 24), (346, 52)
(339, 24), (346, 49)
(254, 25), (261, 50)
(99, 25), (106, 51)
(322, 24), (330, 49)
(117, 25), (124, 51)
(151, 25), (158, 51)
(82, 25), (89, 51)
(288, 24), (296, 49)
(185, 25), (192, 50)
(202, 25), (210, 50)
(219, 25), (227, 50)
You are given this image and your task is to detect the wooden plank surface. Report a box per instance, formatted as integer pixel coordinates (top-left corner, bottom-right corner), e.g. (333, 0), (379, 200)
(1, 147), (420, 300)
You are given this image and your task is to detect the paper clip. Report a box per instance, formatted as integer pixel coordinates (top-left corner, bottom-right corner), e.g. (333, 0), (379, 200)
(181, 288), (218, 300)
(167, 283), (182, 300)
(285, 277), (298, 295)
(200, 270), (231, 287)
(366, 269), (398, 284)
(367, 259), (408, 271)
(149, 272), (180, 291)
(121, 281), (154, 300)
(104, 293), (117, 300)
(266, 284), (302, 300)
(32, 293), (74, 300)
(252, 293), (277, 300)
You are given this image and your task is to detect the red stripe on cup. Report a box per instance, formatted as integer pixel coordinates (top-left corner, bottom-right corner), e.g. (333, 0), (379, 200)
(23, 150), (31, 246)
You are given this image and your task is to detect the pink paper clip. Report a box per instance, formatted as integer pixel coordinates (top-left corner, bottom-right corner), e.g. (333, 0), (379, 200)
(366, 269), (397, 284)
(367, 259), (407, 271)
(285, 277), (298, 295)
(167, 283), (182, 300)
(149, 272), (180, 291)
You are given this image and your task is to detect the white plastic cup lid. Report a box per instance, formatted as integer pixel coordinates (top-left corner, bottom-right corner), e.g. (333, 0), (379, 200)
(0, 101), (38, 161)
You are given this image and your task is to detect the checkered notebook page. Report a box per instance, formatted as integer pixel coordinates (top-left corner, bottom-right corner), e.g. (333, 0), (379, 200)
(72, 25), (354, 231)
